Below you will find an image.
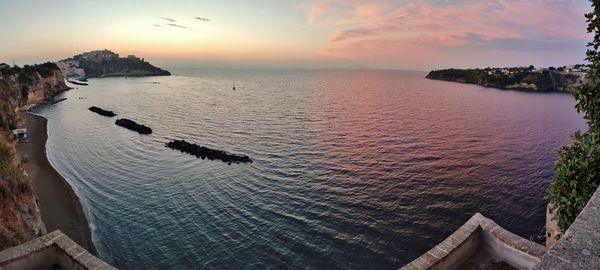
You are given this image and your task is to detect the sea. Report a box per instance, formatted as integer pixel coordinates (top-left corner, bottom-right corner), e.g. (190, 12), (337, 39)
(31, 69), (587, 269)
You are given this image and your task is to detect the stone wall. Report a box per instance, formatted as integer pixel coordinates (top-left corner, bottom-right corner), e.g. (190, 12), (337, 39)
(0, 230), (116, 270)
(400, 213), (546, 270)
(535, 186), (600, 269)
(545, 203), (559, 248)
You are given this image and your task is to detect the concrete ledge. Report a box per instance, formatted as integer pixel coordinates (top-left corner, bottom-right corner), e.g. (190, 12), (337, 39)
(400, 213), (546, 270)
(0, 230), (116, 270)
(534, 185), (600, 269)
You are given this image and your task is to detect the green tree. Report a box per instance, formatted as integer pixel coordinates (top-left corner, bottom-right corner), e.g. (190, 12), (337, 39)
(546, 0), (600, 232)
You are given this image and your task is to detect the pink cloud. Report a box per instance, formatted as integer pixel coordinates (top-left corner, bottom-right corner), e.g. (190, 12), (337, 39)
(308, 0), (591, 67)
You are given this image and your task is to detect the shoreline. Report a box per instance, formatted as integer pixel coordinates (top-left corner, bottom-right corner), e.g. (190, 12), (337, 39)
(426, 77), (575, 94)
(15, 111), (97, 255)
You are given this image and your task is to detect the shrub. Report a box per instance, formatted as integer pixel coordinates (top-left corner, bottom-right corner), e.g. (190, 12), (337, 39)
(547, 132), (600, 231)
(546, 0), (600, 232)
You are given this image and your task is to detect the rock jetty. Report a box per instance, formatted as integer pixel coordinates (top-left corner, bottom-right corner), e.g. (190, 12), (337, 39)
(115, 118), (152, 134)
(165, 140), (252, 164)
(88, 106), (116, 117)
(51, 98), (67, 104)
(67, 80), (88, 86)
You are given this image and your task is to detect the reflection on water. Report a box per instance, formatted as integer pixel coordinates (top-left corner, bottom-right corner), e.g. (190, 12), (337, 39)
(34, 69), (585, 269)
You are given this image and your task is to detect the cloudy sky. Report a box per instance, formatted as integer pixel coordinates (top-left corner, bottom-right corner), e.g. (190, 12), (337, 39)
(0, 0), (592, 70)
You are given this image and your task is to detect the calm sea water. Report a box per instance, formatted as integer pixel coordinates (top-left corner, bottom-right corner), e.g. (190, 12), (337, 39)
(33, 69), (586, 269)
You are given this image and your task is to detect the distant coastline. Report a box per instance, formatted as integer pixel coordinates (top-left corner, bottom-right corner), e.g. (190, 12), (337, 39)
(426, 66), (585, 92)
(58, 49), (170, 79)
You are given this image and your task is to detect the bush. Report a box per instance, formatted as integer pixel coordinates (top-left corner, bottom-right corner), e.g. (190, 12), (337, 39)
(547, 132), (600, 231)
(546, 0), (600, 232)
(17, 72), (31, 84)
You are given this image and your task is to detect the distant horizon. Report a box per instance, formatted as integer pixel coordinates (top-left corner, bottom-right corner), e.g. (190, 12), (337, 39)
(1, 48), (589, 73)
(1, 0), (593, 70)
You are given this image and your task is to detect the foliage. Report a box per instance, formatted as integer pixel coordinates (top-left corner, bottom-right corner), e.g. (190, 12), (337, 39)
(0, 62), (59, 79)
(546, 0), (600, 232)
(0, 136), (33, 249)
(17, 72), (31, 84)
(20, 86), (29, 102)
(0, 135), (30, 205)
(547, 132), (600, 231)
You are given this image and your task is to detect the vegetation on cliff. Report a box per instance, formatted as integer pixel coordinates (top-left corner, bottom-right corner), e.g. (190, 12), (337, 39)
(546, 0), (600, 232)
(426, 66), (582, 92)
(0, 63), (65, 249)
(0, 136), (45, 249)
(0, 62), (60, 79)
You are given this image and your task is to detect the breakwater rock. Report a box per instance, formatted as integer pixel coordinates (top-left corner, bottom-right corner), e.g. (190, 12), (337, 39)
(165, 140), (252, 164)
(115, 118), (152, 134)
(88, 106), (116, 117)
(67, 80), (88, 86)
(51, 98), (67, 104)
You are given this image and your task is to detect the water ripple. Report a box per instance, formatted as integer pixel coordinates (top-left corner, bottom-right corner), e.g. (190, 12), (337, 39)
(34, 69), (586, 270)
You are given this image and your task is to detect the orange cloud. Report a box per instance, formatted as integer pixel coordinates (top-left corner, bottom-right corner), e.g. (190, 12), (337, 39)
(309, 0), (590, 65)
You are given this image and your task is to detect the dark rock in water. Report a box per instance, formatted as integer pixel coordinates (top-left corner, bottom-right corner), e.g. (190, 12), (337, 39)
(67, 80), (88, 86)
(89, 106), (116, 117)
(165, 140), (252, 164)
(115, 118), (152, 134)
(51, 98), (67, 104)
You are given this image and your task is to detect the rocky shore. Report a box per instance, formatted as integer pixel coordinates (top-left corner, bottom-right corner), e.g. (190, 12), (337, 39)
(426, 68), (583, 92)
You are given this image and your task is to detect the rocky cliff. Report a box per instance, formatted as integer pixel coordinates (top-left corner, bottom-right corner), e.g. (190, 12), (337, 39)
(0, 63), (68, 249)
(0, 63), (69, 130)
(426, 68), (583, 92)
(0, 136), (46, 250)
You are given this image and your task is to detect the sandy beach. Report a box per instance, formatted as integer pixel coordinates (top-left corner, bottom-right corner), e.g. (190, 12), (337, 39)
(15, 112), (97, 255)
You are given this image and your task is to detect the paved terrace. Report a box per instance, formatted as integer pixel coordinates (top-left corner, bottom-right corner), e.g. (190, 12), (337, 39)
(402, 185), (600, 270)
(0, 230), (116, 270)
(400, 213), (547, 270)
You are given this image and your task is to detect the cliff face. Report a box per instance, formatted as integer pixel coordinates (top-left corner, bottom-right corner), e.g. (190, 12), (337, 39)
(426, 68), (583, 92)
(0, 66), (69, 130)
(0, 64), (67, 249)
(0, 137), (46, 250)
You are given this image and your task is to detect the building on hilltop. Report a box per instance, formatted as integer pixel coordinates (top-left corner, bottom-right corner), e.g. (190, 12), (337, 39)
(78, 49), (119, 62)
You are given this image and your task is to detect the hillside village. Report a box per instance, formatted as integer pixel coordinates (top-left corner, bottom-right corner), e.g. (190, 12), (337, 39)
(57, 49), (170, 79)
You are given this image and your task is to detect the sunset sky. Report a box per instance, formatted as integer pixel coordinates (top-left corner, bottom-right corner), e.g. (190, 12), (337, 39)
(0, 0), (592, 70)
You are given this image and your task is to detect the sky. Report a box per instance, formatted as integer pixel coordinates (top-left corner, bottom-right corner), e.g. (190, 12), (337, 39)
(0, 0), (593, 70)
